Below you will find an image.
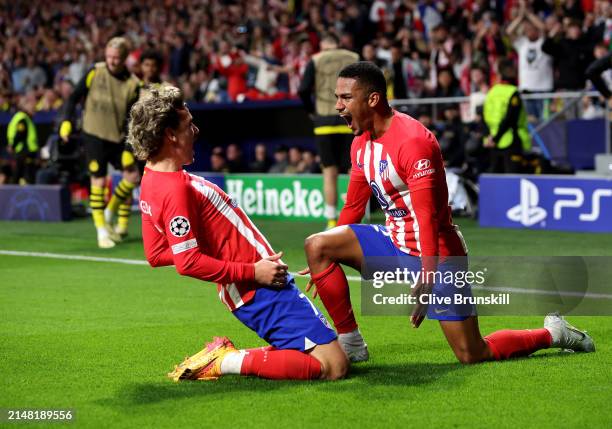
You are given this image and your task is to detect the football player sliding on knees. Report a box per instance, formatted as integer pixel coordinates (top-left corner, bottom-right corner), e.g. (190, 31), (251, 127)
(128, 85), (348, 381)
(299, 62), (594, 364)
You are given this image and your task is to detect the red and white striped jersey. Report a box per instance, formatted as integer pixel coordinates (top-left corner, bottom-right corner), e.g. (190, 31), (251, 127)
(140, 168), (276, 311)
(338, 110), (466, 257)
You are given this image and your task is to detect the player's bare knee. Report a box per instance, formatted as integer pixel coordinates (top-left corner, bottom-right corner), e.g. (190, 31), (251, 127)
(322, 357), (349, 380)
(304, 233), (327, 261)
(454, 346), (485, 364)
(313, 345), (349, 381)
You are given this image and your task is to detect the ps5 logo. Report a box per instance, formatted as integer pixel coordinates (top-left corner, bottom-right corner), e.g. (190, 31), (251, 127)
(553, 187), (612, 221)
(507, 179), (547, 226)
(507, 179), (612, 227)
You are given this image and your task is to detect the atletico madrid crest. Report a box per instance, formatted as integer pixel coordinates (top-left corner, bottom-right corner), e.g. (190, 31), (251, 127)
(379, 160), (389, 181)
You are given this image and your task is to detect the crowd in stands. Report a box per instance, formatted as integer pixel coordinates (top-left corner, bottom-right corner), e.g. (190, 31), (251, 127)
(1, 0), (611, 183)
(1, 0), (610, 112)
(210, 143), (321, 174)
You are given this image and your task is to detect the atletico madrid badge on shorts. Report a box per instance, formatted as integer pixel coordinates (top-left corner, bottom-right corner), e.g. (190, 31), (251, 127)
(170, 216), (191, 237)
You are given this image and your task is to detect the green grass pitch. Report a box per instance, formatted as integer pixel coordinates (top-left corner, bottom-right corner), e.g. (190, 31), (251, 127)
(1, 217), (611, 428)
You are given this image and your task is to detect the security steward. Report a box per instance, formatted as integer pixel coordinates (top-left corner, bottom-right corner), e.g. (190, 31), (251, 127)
(59, 37), (141, 248)
(7, 95), (39, 184)
(299, 33), (358, 229)
(483, 59), (532, 173)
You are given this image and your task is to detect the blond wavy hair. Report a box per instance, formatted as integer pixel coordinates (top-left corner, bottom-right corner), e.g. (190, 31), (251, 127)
(127, 85), (184, 161)
(106, 37), (130, 59)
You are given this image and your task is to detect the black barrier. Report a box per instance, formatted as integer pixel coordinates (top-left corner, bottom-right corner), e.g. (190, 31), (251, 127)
(0, 185), (71, 221)
(0, 100), (314, 151)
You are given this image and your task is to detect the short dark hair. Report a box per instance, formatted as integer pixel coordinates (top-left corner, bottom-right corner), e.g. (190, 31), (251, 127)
(275, 144), (289, 154)
(338, 61), (387, 99)
(320, 32), (339, 46)
(140, 49), (164, 66)
(498, 58), (516, 82)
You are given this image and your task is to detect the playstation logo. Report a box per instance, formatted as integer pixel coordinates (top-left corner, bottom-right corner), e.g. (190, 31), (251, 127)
(506, 179), (547, 226)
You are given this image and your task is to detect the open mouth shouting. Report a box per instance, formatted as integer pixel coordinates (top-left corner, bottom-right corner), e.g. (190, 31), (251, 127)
(340, 113), (353, 129)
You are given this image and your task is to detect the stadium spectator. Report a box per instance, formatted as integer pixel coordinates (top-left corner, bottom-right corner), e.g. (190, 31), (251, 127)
(434, 68), (464, 99)
(0, 0), (609, 184)
(6, 94), (39, 184)
(438, 105), (466, 169)
(226, 143), (247, 173)
(169, 33), (192, 79)
(542, 18), (594, 90)
(472, 16), (507, 84)
(285, 146), (303, 174)
(36, 88), (62, 112)
(301, 149), (321, 174)
(210, 148), (229, 173)
(249, 143), (272, 173)
(506, 1), (553, 120)
(139, 49), (166, 98)
(243, 43), (284, 99)
(269, 145), (289, 174)
(586, 45), (612, 100)
(20, 55), (47, 94)
(214, 41), (249, 102)
(389, 42), (409, 100)
(0, 0), (607, 115)
(466, 66), (490, 123)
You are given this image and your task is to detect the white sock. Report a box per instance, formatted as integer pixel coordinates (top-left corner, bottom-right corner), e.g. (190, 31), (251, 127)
(544, 327), (560, 347)
(324, 204), (336, 220)
(97, 226), (109, 239)
(104, 208), (113, 224)
(220, 350), (246, 375)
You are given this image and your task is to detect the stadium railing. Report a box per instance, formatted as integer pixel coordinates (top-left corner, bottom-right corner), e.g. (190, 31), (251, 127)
(391, 90), (611, 171)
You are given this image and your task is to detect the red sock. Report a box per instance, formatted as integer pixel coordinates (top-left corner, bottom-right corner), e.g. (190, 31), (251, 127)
(484, 329), (552, 360)
(311, 263), (357, 334)
(240, 349), (321, 380)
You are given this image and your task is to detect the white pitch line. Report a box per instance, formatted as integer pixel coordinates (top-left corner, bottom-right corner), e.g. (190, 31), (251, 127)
(0, 250), (148, 265)
(477, 286), (612, 300)
(2, 249), (612, 300)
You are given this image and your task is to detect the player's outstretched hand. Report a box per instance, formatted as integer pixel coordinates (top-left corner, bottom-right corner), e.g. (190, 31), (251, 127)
(410, 281), (433, 328)
(254, 252), (288, 288)
(297, 268), (318, 299)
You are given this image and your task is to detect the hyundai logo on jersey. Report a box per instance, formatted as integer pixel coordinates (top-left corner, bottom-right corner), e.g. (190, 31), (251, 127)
(479, 174), (612, 233)
(414, 159), (431, 171)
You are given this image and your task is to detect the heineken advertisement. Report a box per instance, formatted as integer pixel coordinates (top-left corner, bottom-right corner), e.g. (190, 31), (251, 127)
(225, 174), (349, 221)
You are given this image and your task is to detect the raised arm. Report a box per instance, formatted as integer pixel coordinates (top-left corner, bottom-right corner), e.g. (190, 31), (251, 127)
(586, 52), (612, 99)
(506, 8), (525, 38)
(298, 60), (316, 114)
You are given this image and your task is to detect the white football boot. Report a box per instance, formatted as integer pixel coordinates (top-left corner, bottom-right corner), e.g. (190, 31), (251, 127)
(338, 329), (369, 362)
(544, 312), (595, 353)
(97, 226), (117, 249)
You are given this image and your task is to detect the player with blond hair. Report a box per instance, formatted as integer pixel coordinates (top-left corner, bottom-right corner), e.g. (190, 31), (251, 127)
(128, 85), (349, 381)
